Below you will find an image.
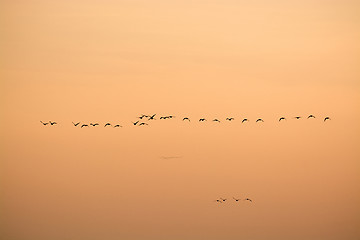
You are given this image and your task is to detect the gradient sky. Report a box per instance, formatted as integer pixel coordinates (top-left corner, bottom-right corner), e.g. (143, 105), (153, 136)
(1, 1), (360, 240)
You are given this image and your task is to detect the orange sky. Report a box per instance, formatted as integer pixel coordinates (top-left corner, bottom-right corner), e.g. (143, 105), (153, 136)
(1, 1), (360, 239)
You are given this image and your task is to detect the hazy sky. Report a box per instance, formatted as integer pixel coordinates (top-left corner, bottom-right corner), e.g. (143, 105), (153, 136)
(1, 1), (360, 240)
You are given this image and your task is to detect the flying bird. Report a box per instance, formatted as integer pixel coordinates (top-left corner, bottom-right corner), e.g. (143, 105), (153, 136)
(294, 116), (301, 120)
(139, 122), (148, 126)
(256, 119), (264, 123)
(81, 124), (89, 128)
(49, 121), (57, 125)
(215, 200), (223, 203)
(104, 123), (112, 127)
(220, 198), (227, 202)
(324, 117), (331, 122)
(244, 198), (252, 202)
(148, 114), (156, 120)
(90, 123), (99, 126)
(279, 117), (286, 122)
(40, 121), (49, 125)
(226, 118), (234, 121)
(199, 118), (207, 122)
(213, 119), (220, 122)
(242, 118), (248, 123)
(233, 197), (240, 202)
(183, 117), (190, 121)
(138, 115), (148, 119)
(132, 121), (139, 126)
(160, 116), (167, 119)
(72, 122), (80, 126)
(308, 115), (316, 119)
(113, 124), (122, 128)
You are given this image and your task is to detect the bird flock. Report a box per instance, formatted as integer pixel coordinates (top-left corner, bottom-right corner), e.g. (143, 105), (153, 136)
(215, 197), (253, 203)
(40, 114), (331, 127)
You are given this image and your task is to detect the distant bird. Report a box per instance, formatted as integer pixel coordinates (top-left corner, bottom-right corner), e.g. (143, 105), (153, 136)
(160, 116), (167, 119)
(279, 117), (286, 122)
(324, 117), (331, 122)
(242, 118), (248, 123)
(132, 121), (139, 126)
(215, 200), (223, 203)
(138, 115), (148, 119)
(308, 114), (315, 119)
(49, 121), (57, 125)
(81, 124), (89, 128)
(72, 122), (80, 126)
(244, 198), (252, 202)
(104, 123), (112, 127)
(139, 122), (148, 126)
(113, 124), (122, 128)
(40, 121), (49, 125)
(167, 115), (174, 119)
(220, 198), (227, 202)
(90, 123), (99, 126)
(294, 116), (301, 120)
(233, 197), (240, 202)
(148, 114), (156, 120)
(183, 117), (190, 121)
(213, 119), (220, 122)
(199, 118), (207, 122)
(256, 118), (264, 123)
(226, 118), (234, 121)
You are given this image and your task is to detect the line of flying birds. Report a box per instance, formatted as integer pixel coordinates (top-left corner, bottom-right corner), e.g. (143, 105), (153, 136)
(215, 197), (253, 203)
(40, 114), (331, 127)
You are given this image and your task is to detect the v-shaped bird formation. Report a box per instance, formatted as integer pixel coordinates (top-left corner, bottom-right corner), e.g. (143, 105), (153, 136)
(40, 114), (331, 127)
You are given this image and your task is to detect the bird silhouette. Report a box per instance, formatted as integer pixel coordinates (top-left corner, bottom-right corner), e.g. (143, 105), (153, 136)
(199, 118), (207, 122)
(324, 117), (331, 122)
(226, 118), (234, 121)
(233, 197), (240, 202)
(49, 121), (57, 125)
(294, 116), (301, 120)
(279, 117), (286, 122)
(215, 199), (223, 203)
(242, 118), (248, 123)
(220, 198), (227, 202)
(167, 115), (174, 119)
(139, 122), (148, 126)
(160, 116), (167, 119)
(244, 198), (252, 202)
(104, 123), (112, 127)
(90, 123), (99, 126)
(183, 117), (190, 121)
(132, 121), (139, 126)
(138, 115), (148, 119)
(72, 122), (80, 126)
(40, 121), (49, 125)
(308, 115), (315, 119)
(213, 119), (220, 122)
(148, 114), (156, 120)
(256, 119), (264, 123)
(113, 124), (122, 128)
(81, 124), (89, 128)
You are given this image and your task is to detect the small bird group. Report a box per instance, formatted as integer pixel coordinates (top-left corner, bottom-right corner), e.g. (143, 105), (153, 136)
(160, 115), (175, 119)
(72, 122), (122, 128)
(40, 121), (57, 126)
(215, 197), (253, 203)
(138, 114), (157, 120)
(289, 115), (331, 121)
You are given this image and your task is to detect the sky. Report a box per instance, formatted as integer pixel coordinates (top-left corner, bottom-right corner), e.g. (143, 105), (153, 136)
(1, 1), (360, 239)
